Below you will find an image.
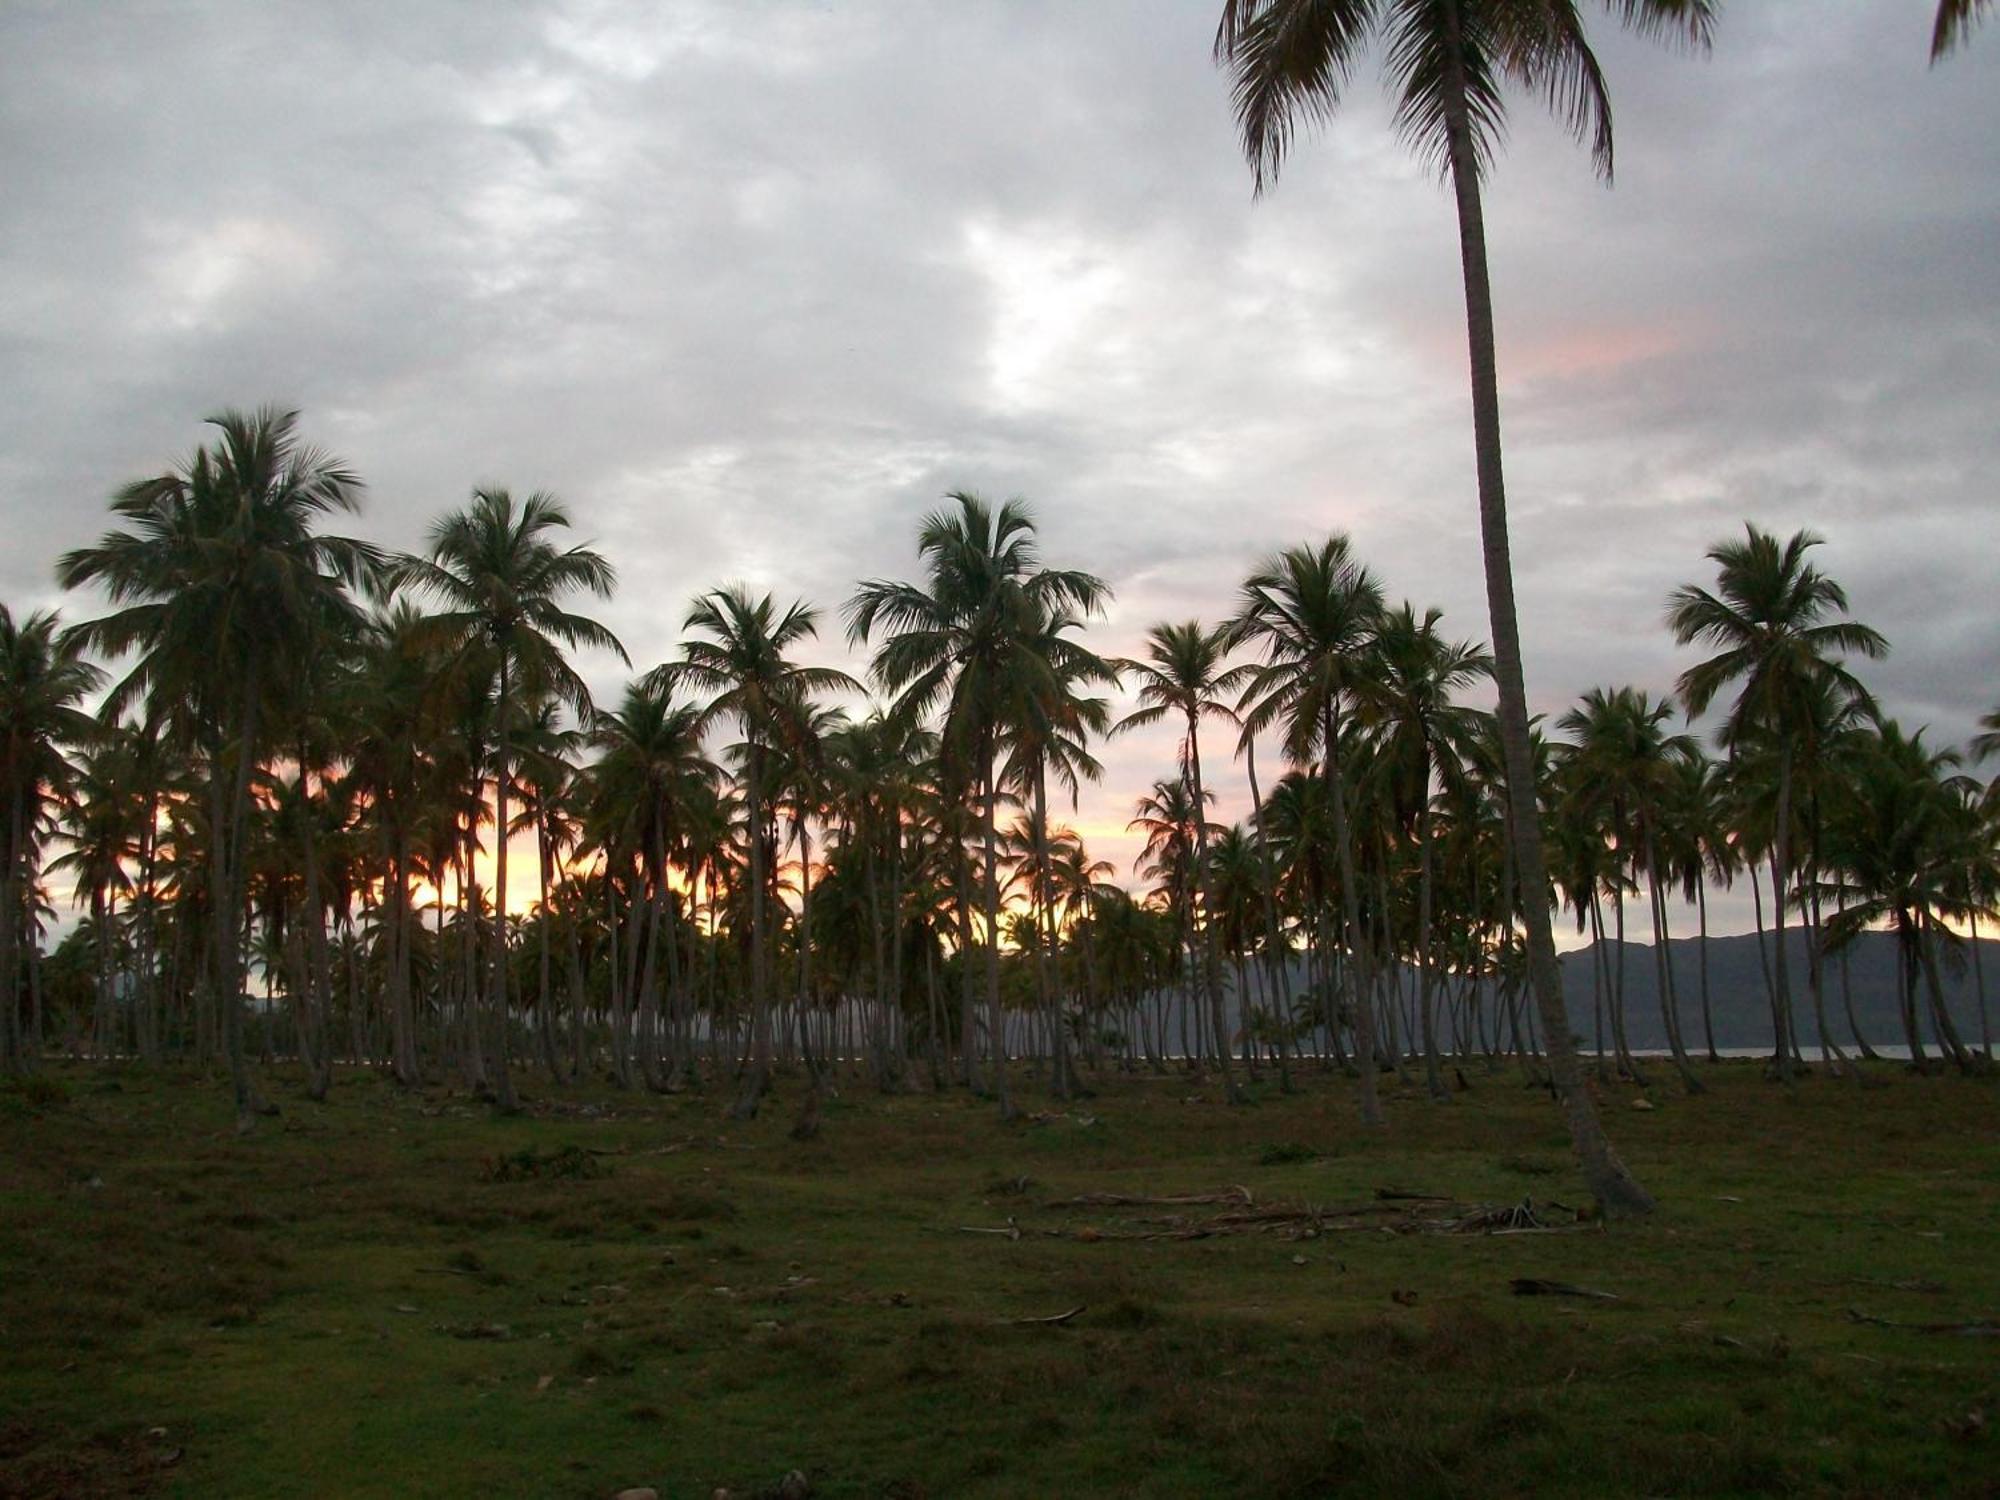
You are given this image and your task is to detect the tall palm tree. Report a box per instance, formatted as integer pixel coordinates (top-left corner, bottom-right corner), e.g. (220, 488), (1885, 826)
(1230, 535), (1387, 1124)
(59, 407), (381, 1128)
(658, 586), (854, 1118)
(1668, 525), (1886, 1082)
(0, 607), (103, 1074)
(847, 492), (1109, 1119)
(1116, 620), (1247, 1095)
(1212, 0), (1710, 1209)
(400, 487), (625, 1112)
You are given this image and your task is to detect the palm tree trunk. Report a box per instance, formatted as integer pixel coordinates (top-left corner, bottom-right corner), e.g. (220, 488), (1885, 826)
(1, 784), (25, 1076)
(487, 665), (520, 1112)
(390, 824), (420, 1084)
(733, 742), (772, 1119)
(1768, 749), (1797, 1081)
(1897, 923), (1928, 1069)
(297, 764), (335, 1102)
(1918, 927), (1972, 1072)
(1971, 909), (1992, 1061)
(536, 825), (562, 1084)
(1438, 1), (1649, 1211)
(1186, 716), (1240, 1101)
(1242, 729), (1294, 1092)
(605, 864), (633, 1088)
(1643, 829), (1701, 1094)
(1033, 763), (1080, 1101)
(1417, 800), (1446, 1100)
(217, 671), (272, 1131)
(1696, 875), (1718, 1062)
(982, 755), (1014, 1120)
(1837, 891), (1877, 1061)
(955, 841), (979, 1090)
(1321, 702), (1382, 1126)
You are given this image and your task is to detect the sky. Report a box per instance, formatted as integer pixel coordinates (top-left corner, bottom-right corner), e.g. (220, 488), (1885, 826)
(2, 0), (1995, 937)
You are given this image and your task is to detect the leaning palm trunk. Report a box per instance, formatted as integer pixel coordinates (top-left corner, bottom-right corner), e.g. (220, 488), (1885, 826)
(1437, 12), (1651, 1212)
(1918, 930), (1973, 1073)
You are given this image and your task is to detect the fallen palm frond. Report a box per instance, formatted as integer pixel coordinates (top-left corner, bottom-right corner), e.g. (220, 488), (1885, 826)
(1006, 1306), (1085, 1326)
(959, 1190), (1590, 1243)
(1044, 1186), (1254, 1210)
(1845, 1308), (2000, 1337)
(1511, 1278), (1619, 1301)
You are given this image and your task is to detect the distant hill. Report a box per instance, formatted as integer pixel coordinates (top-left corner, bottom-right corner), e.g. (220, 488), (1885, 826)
(1555, 929), (1995, 1055)
(1126, 929), (1995, 1060)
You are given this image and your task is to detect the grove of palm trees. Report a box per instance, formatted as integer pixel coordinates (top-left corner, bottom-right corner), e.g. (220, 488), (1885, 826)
(2, 3), (1994, 1498)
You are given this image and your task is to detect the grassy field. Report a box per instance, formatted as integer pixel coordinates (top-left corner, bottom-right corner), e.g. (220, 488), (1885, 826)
(2, 1059), (1995, 1498)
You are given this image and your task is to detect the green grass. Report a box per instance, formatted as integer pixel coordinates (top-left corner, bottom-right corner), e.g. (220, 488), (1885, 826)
(2, 1060), (1995, 1497)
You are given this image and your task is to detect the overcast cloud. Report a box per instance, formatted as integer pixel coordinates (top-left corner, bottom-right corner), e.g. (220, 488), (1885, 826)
(2, 0), (1994, 933)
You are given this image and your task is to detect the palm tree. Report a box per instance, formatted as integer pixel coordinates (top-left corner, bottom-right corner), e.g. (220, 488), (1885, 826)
(1972, 706), (2000, 764)
(1668, 525), (1887, 1081)
(1935, 0), (1991, 58)
(399, 487), (625, 1112)
(1823, 721), (1980, 1071)
(1558, 686), (1704, 1092)
(346, 603), (440, 1085)
(1116, 620), (1247, 1096)
(1212, 0), (1708, 1208)
(0, 607), (103, 1074)
(1130, 776), (1217, 1067)
(1002, 618), (1116, 1100)
(1230, 536), (1387, 1124)
(59, 407), (382, 1128)
(658, 586), (854, 1118)
(847, 492), (1109, 1119)
(589, 682), (714, 1090)
(1356, 603), (1492, 1099)
(1664, 749), (1730, 1062)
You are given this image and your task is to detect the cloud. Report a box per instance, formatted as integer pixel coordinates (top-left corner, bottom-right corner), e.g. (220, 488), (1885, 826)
(1, 0), (1994, 937)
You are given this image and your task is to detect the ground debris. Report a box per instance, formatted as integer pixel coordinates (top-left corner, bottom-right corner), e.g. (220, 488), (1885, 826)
(1044, 1186), (1253, 1210)
(1005, 1305), (1085, 1326)
(984, 1188), (1587, 1243)
(956, 1218), (1021, 1240)
(1511, 1278), (1619, 1301)
(1844, 1308), (2000, 1337)
(435, 1321), (512, 1339)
